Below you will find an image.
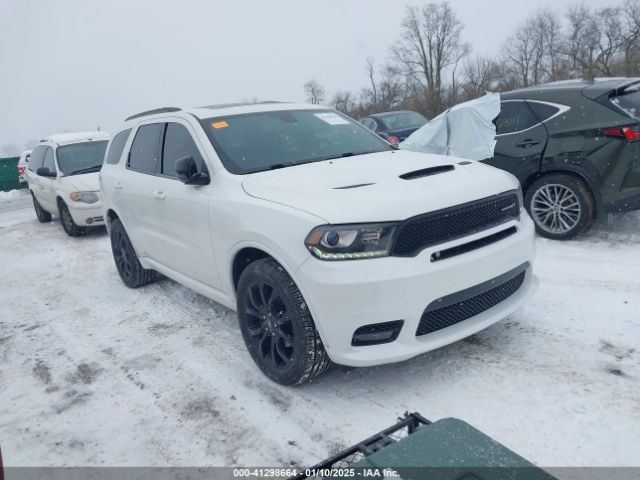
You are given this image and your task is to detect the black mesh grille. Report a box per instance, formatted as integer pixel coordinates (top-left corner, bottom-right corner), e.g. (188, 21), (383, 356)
(416, 270), (526, 336)
(391, 191), (520, 256)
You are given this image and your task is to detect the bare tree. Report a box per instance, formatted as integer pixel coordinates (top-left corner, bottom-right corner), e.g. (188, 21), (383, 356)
(594, 7), (625, 76)
(502, 9), (565, 87)
(565, 4), (599, 77)
(392, 2), (470, 115)
(366, 57), (378, 107)
(461, 56), (498, 100)
(304, 79), (325, 104)
(332, 90), (357, 114)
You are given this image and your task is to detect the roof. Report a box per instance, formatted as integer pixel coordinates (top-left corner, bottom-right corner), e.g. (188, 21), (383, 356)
(44, 131), (110, 146)
(123, 101), (324, 124)
(503, 77), (640, 99)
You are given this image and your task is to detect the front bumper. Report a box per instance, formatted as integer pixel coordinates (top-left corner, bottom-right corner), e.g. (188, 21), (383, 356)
(67, 201), (105, 226)
(295, 214), (538, 367)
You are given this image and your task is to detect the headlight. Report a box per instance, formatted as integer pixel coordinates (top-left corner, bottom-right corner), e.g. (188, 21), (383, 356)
(69, 191), (99, 204)
(305, 223), (397, 260)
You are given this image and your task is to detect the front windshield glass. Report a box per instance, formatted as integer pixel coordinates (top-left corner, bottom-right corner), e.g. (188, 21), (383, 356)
(380, 112), (428, 130)
(56, 141), (108, 175)
(200, 109), (392, 174)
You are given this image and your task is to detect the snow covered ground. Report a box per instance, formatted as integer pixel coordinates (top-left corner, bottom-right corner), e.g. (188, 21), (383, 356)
(0, 203), (638, 468)
(0, 188), (29, 207)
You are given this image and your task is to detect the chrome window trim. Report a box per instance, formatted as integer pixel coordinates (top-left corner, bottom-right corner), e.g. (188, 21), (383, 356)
(496, 99), (571, 137)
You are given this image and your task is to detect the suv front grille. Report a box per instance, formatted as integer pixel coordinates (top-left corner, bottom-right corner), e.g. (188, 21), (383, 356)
(391, 191), (520, 256)
(416, 264), (527, 337)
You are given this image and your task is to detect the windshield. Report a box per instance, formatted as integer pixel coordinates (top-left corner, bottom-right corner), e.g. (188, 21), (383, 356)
(56, 141), (108, 175)
(379, 111), (428, 130)
(611, 89), (640, 120)
(200, 109), (392, 174)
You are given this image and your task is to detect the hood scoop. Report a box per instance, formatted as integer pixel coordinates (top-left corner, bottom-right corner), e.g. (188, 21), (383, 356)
(333, 183), (375, 190)
(399, 165), (455, 180)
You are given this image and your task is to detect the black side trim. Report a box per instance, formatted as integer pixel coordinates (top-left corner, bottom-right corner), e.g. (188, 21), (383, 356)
(399, 165), (455, 180)
(431, 227), (518, 262)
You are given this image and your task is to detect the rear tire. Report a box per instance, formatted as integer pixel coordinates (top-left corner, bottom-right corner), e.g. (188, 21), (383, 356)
(109, 218), (158, 288)
(237, 258), (331, 385)
(31, 192), (52, 223)
(58, 200), (86, 237)
(525, 174), (595, 240)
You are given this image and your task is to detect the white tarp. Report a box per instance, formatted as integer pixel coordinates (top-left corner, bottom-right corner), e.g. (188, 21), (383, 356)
(401, 92), (501, 161)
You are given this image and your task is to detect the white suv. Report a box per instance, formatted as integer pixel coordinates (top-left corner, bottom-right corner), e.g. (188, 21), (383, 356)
(100, 103), (538, 385)
(26, 132), (110, 236)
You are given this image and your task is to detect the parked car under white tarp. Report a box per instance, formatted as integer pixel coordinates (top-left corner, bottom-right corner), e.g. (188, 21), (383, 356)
(401, 92), (501, 161)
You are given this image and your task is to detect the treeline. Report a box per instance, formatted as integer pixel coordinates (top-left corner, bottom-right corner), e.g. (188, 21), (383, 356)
(304, 0), (640, 119)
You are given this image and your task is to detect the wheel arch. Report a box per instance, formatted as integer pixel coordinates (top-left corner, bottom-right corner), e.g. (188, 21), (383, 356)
(231, 247), (274, 293)
(55, 194), (67, 215)
(105, 208), (120, 230)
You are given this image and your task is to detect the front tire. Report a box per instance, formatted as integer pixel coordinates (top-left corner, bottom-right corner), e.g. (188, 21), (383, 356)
(237, 258), (331, 385)
(109, 218), (158, 288)
(525, 174), (595, 240)
(31, 193), (52, 223)
(58, 200), (86, 237)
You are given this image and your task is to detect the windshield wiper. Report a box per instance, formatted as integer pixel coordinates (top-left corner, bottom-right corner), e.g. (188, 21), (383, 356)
(68, 165), (102, 176)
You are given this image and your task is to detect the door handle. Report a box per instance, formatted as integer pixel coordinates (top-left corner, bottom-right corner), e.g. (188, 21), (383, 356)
(515, 139), (541, 148)
(113, 182), (123, 189)
(153, 190), (166, 200)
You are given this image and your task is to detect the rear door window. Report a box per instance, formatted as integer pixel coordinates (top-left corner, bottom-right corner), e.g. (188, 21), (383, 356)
(105, 129), (131, 165)
(161, 123), (205, 178)
(527, 102), (561, 122)
(28, 146), (47, 171)
(128, 124), (163, 174)
(496, 101), (539, 135)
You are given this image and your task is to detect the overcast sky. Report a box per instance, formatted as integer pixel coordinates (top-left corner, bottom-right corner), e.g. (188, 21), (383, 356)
(0, 0), (613, 150)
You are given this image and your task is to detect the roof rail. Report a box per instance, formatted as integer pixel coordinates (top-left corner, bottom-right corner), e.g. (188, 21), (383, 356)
(125, 107), (182, 121)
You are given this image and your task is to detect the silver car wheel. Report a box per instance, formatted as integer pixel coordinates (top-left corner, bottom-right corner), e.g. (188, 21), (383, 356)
(531, 184), (582, 234)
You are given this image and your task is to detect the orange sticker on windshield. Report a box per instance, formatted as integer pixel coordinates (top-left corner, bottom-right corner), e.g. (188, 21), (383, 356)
(212, 121), (229, 129)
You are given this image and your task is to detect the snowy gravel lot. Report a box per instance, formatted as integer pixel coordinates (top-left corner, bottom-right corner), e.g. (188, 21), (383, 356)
(1, 194), (639, 468)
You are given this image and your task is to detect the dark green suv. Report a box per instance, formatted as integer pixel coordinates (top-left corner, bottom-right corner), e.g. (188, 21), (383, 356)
(487, 78), (640, 239)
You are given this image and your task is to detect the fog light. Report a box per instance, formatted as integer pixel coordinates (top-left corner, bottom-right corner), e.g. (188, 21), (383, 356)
(352, 320), (404, 346)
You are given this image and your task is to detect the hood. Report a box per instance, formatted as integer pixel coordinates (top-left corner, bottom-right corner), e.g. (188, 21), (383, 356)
(242, 150), (518, 223)
(63, 172), (100, 191)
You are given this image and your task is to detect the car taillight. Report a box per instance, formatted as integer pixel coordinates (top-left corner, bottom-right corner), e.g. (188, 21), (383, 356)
(601, 126), (640, 142)
(387, 135), (400, 145)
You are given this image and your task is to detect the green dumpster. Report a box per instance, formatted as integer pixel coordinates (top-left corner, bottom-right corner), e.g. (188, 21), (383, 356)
(0, 156), (25, 192)
(294, 413), (557, 480)
(351, 417), (556, 480)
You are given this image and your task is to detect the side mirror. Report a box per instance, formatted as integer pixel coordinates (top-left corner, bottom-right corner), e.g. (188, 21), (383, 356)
(175, 156), (210, 186)
(36, 167), (56, 178)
